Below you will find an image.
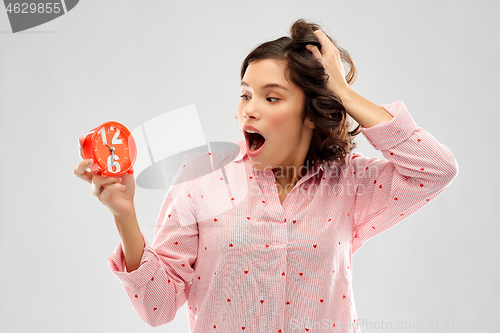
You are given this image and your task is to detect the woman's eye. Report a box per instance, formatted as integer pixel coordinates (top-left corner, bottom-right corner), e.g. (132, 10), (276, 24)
(267, 97), (279, 102)
(240, 94), (251, 100)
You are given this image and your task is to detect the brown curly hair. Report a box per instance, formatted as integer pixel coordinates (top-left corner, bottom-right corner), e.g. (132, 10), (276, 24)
(240, 19), (361, 168)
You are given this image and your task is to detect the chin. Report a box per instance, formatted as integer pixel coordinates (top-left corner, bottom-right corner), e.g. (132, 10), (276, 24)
(248, 156), (275, 172)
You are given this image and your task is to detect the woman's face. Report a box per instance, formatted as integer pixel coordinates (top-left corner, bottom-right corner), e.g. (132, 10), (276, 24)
(237, 59), (315, 172)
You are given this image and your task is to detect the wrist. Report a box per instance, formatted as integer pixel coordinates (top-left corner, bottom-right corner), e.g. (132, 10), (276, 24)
(113, 206), (137, 228)
(336, 85), (357, 106)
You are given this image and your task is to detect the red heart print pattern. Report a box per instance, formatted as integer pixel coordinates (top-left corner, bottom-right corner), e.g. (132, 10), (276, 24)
(229, 243), (233, 247)
(299, 273), (303, 276)
(313, 245), (317, 248)
(244, 271), (248, 274)
(260, 300), (264, 303)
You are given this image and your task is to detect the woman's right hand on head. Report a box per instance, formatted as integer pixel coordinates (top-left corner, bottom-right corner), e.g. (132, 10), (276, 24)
(74, 136), (136, 218)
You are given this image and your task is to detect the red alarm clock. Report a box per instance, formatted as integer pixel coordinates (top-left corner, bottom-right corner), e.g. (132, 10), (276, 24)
(82, 121), (137, 176)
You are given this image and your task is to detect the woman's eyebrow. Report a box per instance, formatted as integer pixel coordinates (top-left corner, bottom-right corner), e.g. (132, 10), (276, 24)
(240, 81), (288, 91)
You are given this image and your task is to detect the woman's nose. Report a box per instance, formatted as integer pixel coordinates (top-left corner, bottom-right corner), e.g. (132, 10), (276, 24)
(242, 100), (258, 119)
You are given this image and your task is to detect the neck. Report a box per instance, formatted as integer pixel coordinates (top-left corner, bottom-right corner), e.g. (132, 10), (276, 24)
(273, 159), (310, 188)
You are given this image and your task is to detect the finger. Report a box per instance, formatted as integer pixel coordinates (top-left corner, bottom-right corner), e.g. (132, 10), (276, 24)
(305, 44), (322, 60)
(92, 175), (122, 189)
(316, 30), (340, 57)
(92, 176), (122, 197)
(100, 182), (126, 203)
(313, 29), (323, 38)
(78, 137), (85, 160)
(313, 30), (327, 49)
(74, 159), (95, 183)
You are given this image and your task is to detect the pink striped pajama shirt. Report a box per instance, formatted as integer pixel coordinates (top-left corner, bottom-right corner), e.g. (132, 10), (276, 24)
(108, 100), (458, 332)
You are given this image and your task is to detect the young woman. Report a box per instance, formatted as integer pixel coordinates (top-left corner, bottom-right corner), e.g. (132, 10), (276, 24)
(75, 19), (458, 332)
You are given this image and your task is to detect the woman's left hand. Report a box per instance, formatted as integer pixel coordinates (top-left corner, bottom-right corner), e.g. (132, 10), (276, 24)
(306, 30), (351, 96)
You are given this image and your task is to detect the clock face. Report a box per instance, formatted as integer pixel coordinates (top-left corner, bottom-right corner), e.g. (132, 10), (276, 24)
(90, 122), (136, 176)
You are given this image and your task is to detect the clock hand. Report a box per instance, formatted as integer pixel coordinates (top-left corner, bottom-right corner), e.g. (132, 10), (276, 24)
(104, 128), (117, 172)
(108, 130), (117, 172)
(110, 146), (116, 172)
(104, 129), (113, 150)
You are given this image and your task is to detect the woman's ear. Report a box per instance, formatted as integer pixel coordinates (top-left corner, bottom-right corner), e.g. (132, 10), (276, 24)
(305, 117), (315, 130)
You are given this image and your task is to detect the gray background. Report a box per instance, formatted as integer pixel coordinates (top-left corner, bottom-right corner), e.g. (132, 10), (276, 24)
(1, 0), (498, 332)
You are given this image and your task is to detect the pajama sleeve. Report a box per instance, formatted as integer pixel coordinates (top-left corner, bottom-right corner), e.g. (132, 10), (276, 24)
(107, 154), (199, 327)
(348, 101), (458, 254)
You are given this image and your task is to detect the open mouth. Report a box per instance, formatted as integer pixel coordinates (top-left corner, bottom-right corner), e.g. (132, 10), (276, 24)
(245, 131), (266, 152)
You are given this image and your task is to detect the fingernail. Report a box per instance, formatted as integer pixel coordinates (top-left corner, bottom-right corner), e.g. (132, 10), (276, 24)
(116, 177), (122, 182)
(87, 159), (94, 165)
